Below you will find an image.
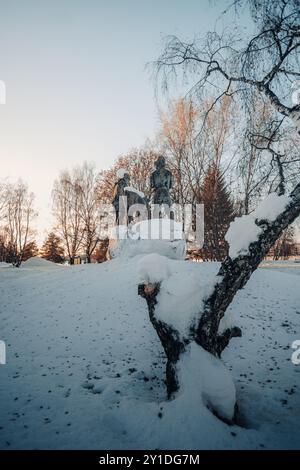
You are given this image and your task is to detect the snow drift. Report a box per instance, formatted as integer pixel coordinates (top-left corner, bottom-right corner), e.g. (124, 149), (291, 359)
(1, 257), (300, 449)
(21, 256), (62, 269)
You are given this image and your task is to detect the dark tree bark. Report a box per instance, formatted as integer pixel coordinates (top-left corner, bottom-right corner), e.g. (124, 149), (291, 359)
(195, 182), (300, 356)
(139, 181), (300, 406)
(138, 283), (187, 397)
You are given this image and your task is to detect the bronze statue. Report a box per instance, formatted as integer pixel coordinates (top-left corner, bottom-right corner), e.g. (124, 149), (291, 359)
(112, 170), (130, 223)
(112, 170), (149, 224)
(112, 171), (130, 200)
(150, 156), (172, 206)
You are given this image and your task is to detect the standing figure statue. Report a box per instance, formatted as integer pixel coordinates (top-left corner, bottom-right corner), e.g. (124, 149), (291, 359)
(150, 156), (172, 206)
(112, 170), (131, 223)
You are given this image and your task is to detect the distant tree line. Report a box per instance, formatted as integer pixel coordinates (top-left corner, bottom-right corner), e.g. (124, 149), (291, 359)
(1, 97), (299, 265)
(0, 180), (37, 266)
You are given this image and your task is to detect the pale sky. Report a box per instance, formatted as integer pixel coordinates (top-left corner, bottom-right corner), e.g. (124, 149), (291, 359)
(0, 0), (251, 241)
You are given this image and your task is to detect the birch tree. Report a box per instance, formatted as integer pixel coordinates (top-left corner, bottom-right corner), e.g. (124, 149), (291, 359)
(138, 0), (300, 422)
(4, 181), (37, 267)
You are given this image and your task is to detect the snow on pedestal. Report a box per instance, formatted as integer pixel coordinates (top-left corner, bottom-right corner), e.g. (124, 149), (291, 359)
(108, 218), (187, 260)
(124, 186), (146, 199)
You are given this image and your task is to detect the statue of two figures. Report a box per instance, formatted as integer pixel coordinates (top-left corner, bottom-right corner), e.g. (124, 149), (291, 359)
(112, 156), (172, 223)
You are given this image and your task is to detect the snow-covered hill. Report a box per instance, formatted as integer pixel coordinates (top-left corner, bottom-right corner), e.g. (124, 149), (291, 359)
(0, 258), (300, 449)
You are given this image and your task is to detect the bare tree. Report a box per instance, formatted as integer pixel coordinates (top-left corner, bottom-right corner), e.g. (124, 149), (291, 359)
(271, 226), (296, 259)
(159, 96), (236, 205)
(248, 118), (300, 193)
(235, 95), (275, 214)
(235, 96), (300, 214)
(3, 181), (37, 267)
(159, 98), (203, 204)
(155, 1), (300, 130)
(74, 162), (100, 263)
(0, 180), (8, 221)
(52, 170), (84, 265)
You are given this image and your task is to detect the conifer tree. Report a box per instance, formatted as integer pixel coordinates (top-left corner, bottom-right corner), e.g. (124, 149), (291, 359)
(41, 232), (64, 264)
(201, 166), (234, 261)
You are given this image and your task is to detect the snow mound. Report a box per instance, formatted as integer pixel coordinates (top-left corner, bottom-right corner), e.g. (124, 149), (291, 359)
(0, 262), (12, 268)
(225, 193), (291, 259)
(178, 343), (236, 422)
(138, 253), (171, 284)
(1, 256), (300, 449)
(21, 257), (61, 269)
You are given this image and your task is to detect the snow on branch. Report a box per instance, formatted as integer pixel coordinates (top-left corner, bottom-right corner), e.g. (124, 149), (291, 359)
(225, 193), (291, 259)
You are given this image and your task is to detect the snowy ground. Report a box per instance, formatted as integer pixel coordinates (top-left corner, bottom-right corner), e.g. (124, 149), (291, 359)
(0, 258), (300, 449)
